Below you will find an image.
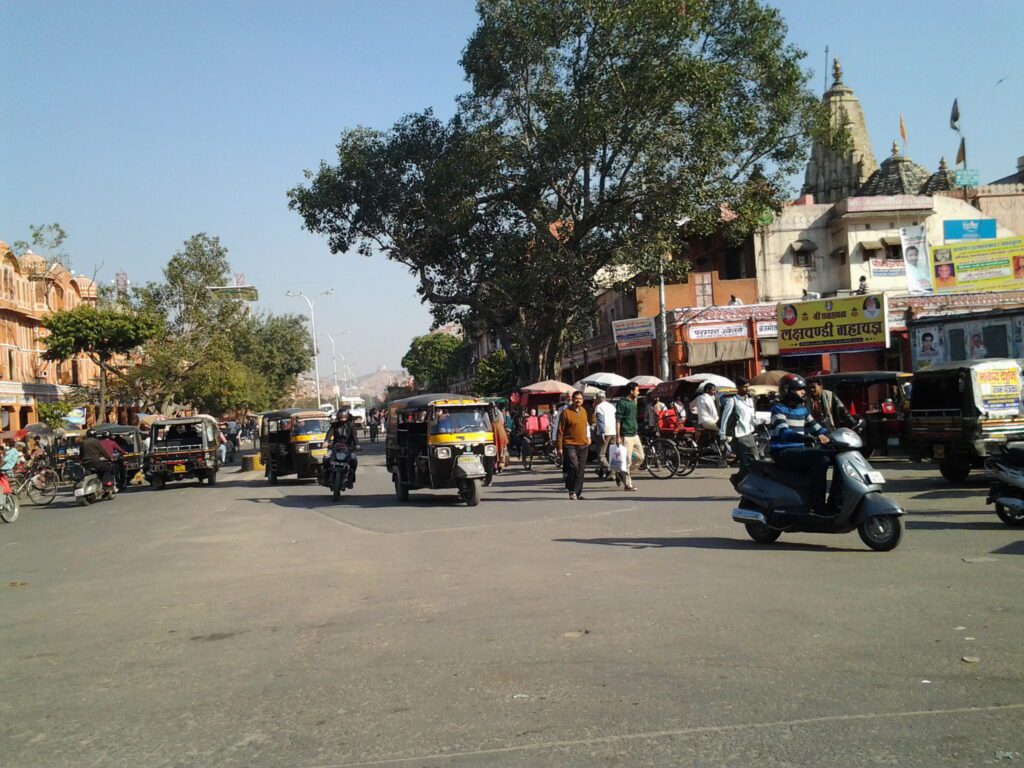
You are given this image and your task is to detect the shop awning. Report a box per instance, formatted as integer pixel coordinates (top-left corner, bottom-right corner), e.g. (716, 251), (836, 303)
(685, 339), (753, 366)
(830, 246), (847, 260)
(880, 236), (901, 247)
(859, 240), (882, 251)
(758, 338), (779, 356)
(791, 239), (818, 252)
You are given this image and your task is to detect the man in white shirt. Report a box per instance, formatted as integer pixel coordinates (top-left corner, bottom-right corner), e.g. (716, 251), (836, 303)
(695, 383), (725, 467)
(593, 391), (617, 478)
(719, 376), (757, 475)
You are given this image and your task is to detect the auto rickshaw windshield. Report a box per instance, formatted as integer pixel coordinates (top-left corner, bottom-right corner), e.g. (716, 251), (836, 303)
(293, 418), (329, 436)
(430, 407), (492, 435)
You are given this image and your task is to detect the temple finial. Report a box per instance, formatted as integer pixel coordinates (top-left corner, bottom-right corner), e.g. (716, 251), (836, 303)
(891, 140), (899, 157)
(938, 156), (948, 171)
(832, 58), (843, 86)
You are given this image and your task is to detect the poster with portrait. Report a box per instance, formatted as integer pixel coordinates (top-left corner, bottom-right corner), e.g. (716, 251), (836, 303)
(928, 236), (1024, 294)
(899, 225), (932, 295)
(777, 293), (888, 355)
(912, 325), (946, 369)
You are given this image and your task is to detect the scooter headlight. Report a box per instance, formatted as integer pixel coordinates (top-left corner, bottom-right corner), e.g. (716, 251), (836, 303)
(435, 447), (451, 459)
(843, 463), (863, 482)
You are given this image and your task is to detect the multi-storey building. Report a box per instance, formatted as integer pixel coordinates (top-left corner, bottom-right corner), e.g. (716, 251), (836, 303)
(0, 240), (100, 430)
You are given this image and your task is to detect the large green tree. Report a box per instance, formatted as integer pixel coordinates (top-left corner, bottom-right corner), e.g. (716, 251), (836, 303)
(401, 333), (470, 390)
(291, 0), (826, 382)
(41, 304), (162, 418)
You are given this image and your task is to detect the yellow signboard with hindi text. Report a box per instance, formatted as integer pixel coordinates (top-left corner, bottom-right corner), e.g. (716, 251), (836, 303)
(777, 294), (889, 355)
(929, 236), (1024, 294)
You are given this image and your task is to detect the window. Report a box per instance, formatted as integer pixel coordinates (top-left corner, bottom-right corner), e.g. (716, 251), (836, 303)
(948, 329), (966, 361)
(793, 250), (812, 267)
(694, 272), (713, 307)
(885, 244), (903, 260)
(982, 324), (1009, 358)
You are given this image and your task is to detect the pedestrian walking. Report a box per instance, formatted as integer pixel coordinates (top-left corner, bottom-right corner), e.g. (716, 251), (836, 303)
(720, 376), (757, 479)
(556, 390), (591, 500)
(593, 391), (617, 479)
(615, 382), (643, 491)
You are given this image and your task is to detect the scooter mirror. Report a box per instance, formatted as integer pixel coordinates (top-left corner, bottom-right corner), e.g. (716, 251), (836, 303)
(831, 427), (863, 449)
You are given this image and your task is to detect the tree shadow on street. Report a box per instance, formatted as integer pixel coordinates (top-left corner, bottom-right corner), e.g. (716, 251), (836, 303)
(906, 519), (1008, 532)
(553, 536), (861, 552)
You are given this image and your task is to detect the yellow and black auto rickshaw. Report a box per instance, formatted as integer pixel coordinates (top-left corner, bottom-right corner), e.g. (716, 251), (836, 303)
(260, 409), (330, 484)
(93, 423), (147, 489)
(386, 394), (496, 506)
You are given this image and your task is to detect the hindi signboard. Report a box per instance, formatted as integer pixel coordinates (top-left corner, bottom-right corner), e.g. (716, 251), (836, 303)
(869, 259), (906, 278)
(755, 320), (777, 338)
(972, 361), (1022, 417)
(612, 317), (656, 350)
(928, 236), (1024, 294)
(777, 294), (888, 356)
(208, 285), (260, 301)
(954, 169), (980, 187)
(943, 218), (996, 242)
(686, 321), (747, 342)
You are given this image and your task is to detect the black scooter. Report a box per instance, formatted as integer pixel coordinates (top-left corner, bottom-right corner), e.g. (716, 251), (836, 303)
(985, 443), (1024, 527)
(731, 428), (906, 551)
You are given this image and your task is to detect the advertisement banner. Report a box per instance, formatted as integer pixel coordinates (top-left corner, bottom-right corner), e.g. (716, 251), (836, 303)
(971, 361), (1022, 417)
(612, 317), (656, 350)
(687, 321), (747, 342)
(869, 259), (906, 278)
(943, 218), (996, 242)
(911, 325), (946, 369)
(899, 225), (933, 295)
(777, 294), (888, 355)
(929, 236), (1024, 294)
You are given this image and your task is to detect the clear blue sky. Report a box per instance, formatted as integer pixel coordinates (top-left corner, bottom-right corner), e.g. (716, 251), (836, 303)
(3, 1), (1022, 377)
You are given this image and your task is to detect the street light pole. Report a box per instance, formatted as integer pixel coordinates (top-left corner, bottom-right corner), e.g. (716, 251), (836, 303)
(286, 289), (334, 408)
(658, 255), (671, 380)
(319, 332), (340, 411)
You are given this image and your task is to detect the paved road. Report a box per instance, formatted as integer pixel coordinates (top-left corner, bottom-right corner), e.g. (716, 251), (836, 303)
(2, 445), (1022, 767)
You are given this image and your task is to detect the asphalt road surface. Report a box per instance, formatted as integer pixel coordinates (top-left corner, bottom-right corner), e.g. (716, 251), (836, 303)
(2, 444), (1022, 767)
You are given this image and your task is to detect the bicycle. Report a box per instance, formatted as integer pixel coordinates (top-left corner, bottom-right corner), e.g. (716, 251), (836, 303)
(638, 427), (682, 479)
(11, 466), (59, 506)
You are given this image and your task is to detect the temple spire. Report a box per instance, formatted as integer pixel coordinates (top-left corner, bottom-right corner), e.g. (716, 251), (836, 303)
(832, 58), (843, 87)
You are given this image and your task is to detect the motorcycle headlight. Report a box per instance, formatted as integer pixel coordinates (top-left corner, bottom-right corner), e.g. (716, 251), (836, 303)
(295, 444), (309, 453)
(436, 447), (451, 459)
(334, 451), (349, 461)
(483, 444), (497, 456)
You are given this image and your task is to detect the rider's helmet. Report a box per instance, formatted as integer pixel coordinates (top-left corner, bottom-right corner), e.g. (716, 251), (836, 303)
(95, 429), (111, 440)
(86, 429), (98, 438)
(778, 373), (808, 406)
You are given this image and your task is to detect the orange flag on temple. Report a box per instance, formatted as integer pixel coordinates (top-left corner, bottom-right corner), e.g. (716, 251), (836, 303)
(899, 114), (907, 144)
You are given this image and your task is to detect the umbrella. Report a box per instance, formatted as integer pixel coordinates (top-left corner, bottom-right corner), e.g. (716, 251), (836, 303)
(579, 371), (630, 389)
(628, 375), (663, 389)
(684, 373), (736, 390)
(571, 381), (605, 398)
(750, 370), (791, 386)
(521, 380), (576, 394)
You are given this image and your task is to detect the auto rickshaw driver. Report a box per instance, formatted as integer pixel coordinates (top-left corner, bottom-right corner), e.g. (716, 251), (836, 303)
(323, 408), (359, 487)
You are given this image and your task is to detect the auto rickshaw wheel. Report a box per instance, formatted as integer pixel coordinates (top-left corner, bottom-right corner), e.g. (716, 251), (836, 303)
(150, 475), (166, 491)
(393, 473), (409, 502)
(939, 461), (971, 483)
(460, 478), (481, 507)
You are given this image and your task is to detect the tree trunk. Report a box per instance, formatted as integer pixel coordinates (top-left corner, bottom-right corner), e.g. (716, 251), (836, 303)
(99, 365), (107, 424)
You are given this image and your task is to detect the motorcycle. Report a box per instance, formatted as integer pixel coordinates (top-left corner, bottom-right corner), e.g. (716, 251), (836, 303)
(321, 442), (354, 501)
(985, 444), (1024, 527)
(0, 474), (19, 523)
(730, 427), (906, 551)
(74, 461), (118, 506)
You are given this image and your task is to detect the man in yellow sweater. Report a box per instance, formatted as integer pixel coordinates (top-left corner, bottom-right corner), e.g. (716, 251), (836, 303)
(556, 390), (592, 501)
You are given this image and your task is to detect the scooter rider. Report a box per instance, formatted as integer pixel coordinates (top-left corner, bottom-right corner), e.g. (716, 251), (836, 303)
(323, 408), (359, 487)
(81, 429), (116, 488)
(770, 374), (832, 515)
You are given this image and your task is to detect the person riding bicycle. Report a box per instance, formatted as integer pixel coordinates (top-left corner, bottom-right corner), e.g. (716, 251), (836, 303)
(323, 409), (359, 488)
(80, 429), (116, 488)
(770, 373), (832, 516)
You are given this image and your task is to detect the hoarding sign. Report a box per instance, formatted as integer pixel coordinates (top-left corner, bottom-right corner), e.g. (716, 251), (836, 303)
(686, 321), (747, 342)
(899, 225), (932, 295)
(208, 285), (260, 301)
(777, 293), (888, 356)
(869, 259), (906, 278)
(943, 218), (996, 242)
(928, 236), (1024, 294)
(972, 361), (1022, 417)
(612, 317), (656, 350)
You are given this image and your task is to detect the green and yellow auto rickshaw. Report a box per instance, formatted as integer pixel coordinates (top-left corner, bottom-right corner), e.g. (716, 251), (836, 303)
(260, 409), (330, 484)
(385, 394), (496, 506)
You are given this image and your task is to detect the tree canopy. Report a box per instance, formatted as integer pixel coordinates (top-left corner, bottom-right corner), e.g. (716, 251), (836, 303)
(401, 333), (470, 390)
(291, 0), (827, 382)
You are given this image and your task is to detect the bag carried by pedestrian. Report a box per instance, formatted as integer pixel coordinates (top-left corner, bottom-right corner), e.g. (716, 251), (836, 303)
(609, 444), (627, 473)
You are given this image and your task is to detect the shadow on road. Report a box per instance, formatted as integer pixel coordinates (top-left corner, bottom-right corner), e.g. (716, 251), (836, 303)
(907, 519), (1007, 531)
(553, 535), (861, 552)
(992, 539), (1024, 555)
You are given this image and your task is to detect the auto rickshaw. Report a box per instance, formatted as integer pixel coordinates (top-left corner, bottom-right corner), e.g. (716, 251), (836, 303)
(908, 359), (1024, 482)
(53, 428), (87, 478)
(260, 409), (330, 484)
(93, 423), (146, 489)
(146, 416), (221, 489)
(386, 394), (496, 506)
(814, 371), (912, 458)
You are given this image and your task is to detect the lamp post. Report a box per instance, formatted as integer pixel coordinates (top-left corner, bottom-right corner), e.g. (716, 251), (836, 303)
(286, 289), (334, 408)
(658, 254), (671, 380)
(319, 332), (351, 411)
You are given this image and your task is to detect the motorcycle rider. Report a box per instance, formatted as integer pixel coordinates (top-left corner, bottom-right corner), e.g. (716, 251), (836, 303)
(323, 408), (359, 488)
(770, 373), (832, 515)
(81, 429), (116, 488)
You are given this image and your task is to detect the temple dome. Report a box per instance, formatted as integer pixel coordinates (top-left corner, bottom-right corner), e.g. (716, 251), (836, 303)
(856, 142), (931, 196)
(922, 157), (960, 195)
